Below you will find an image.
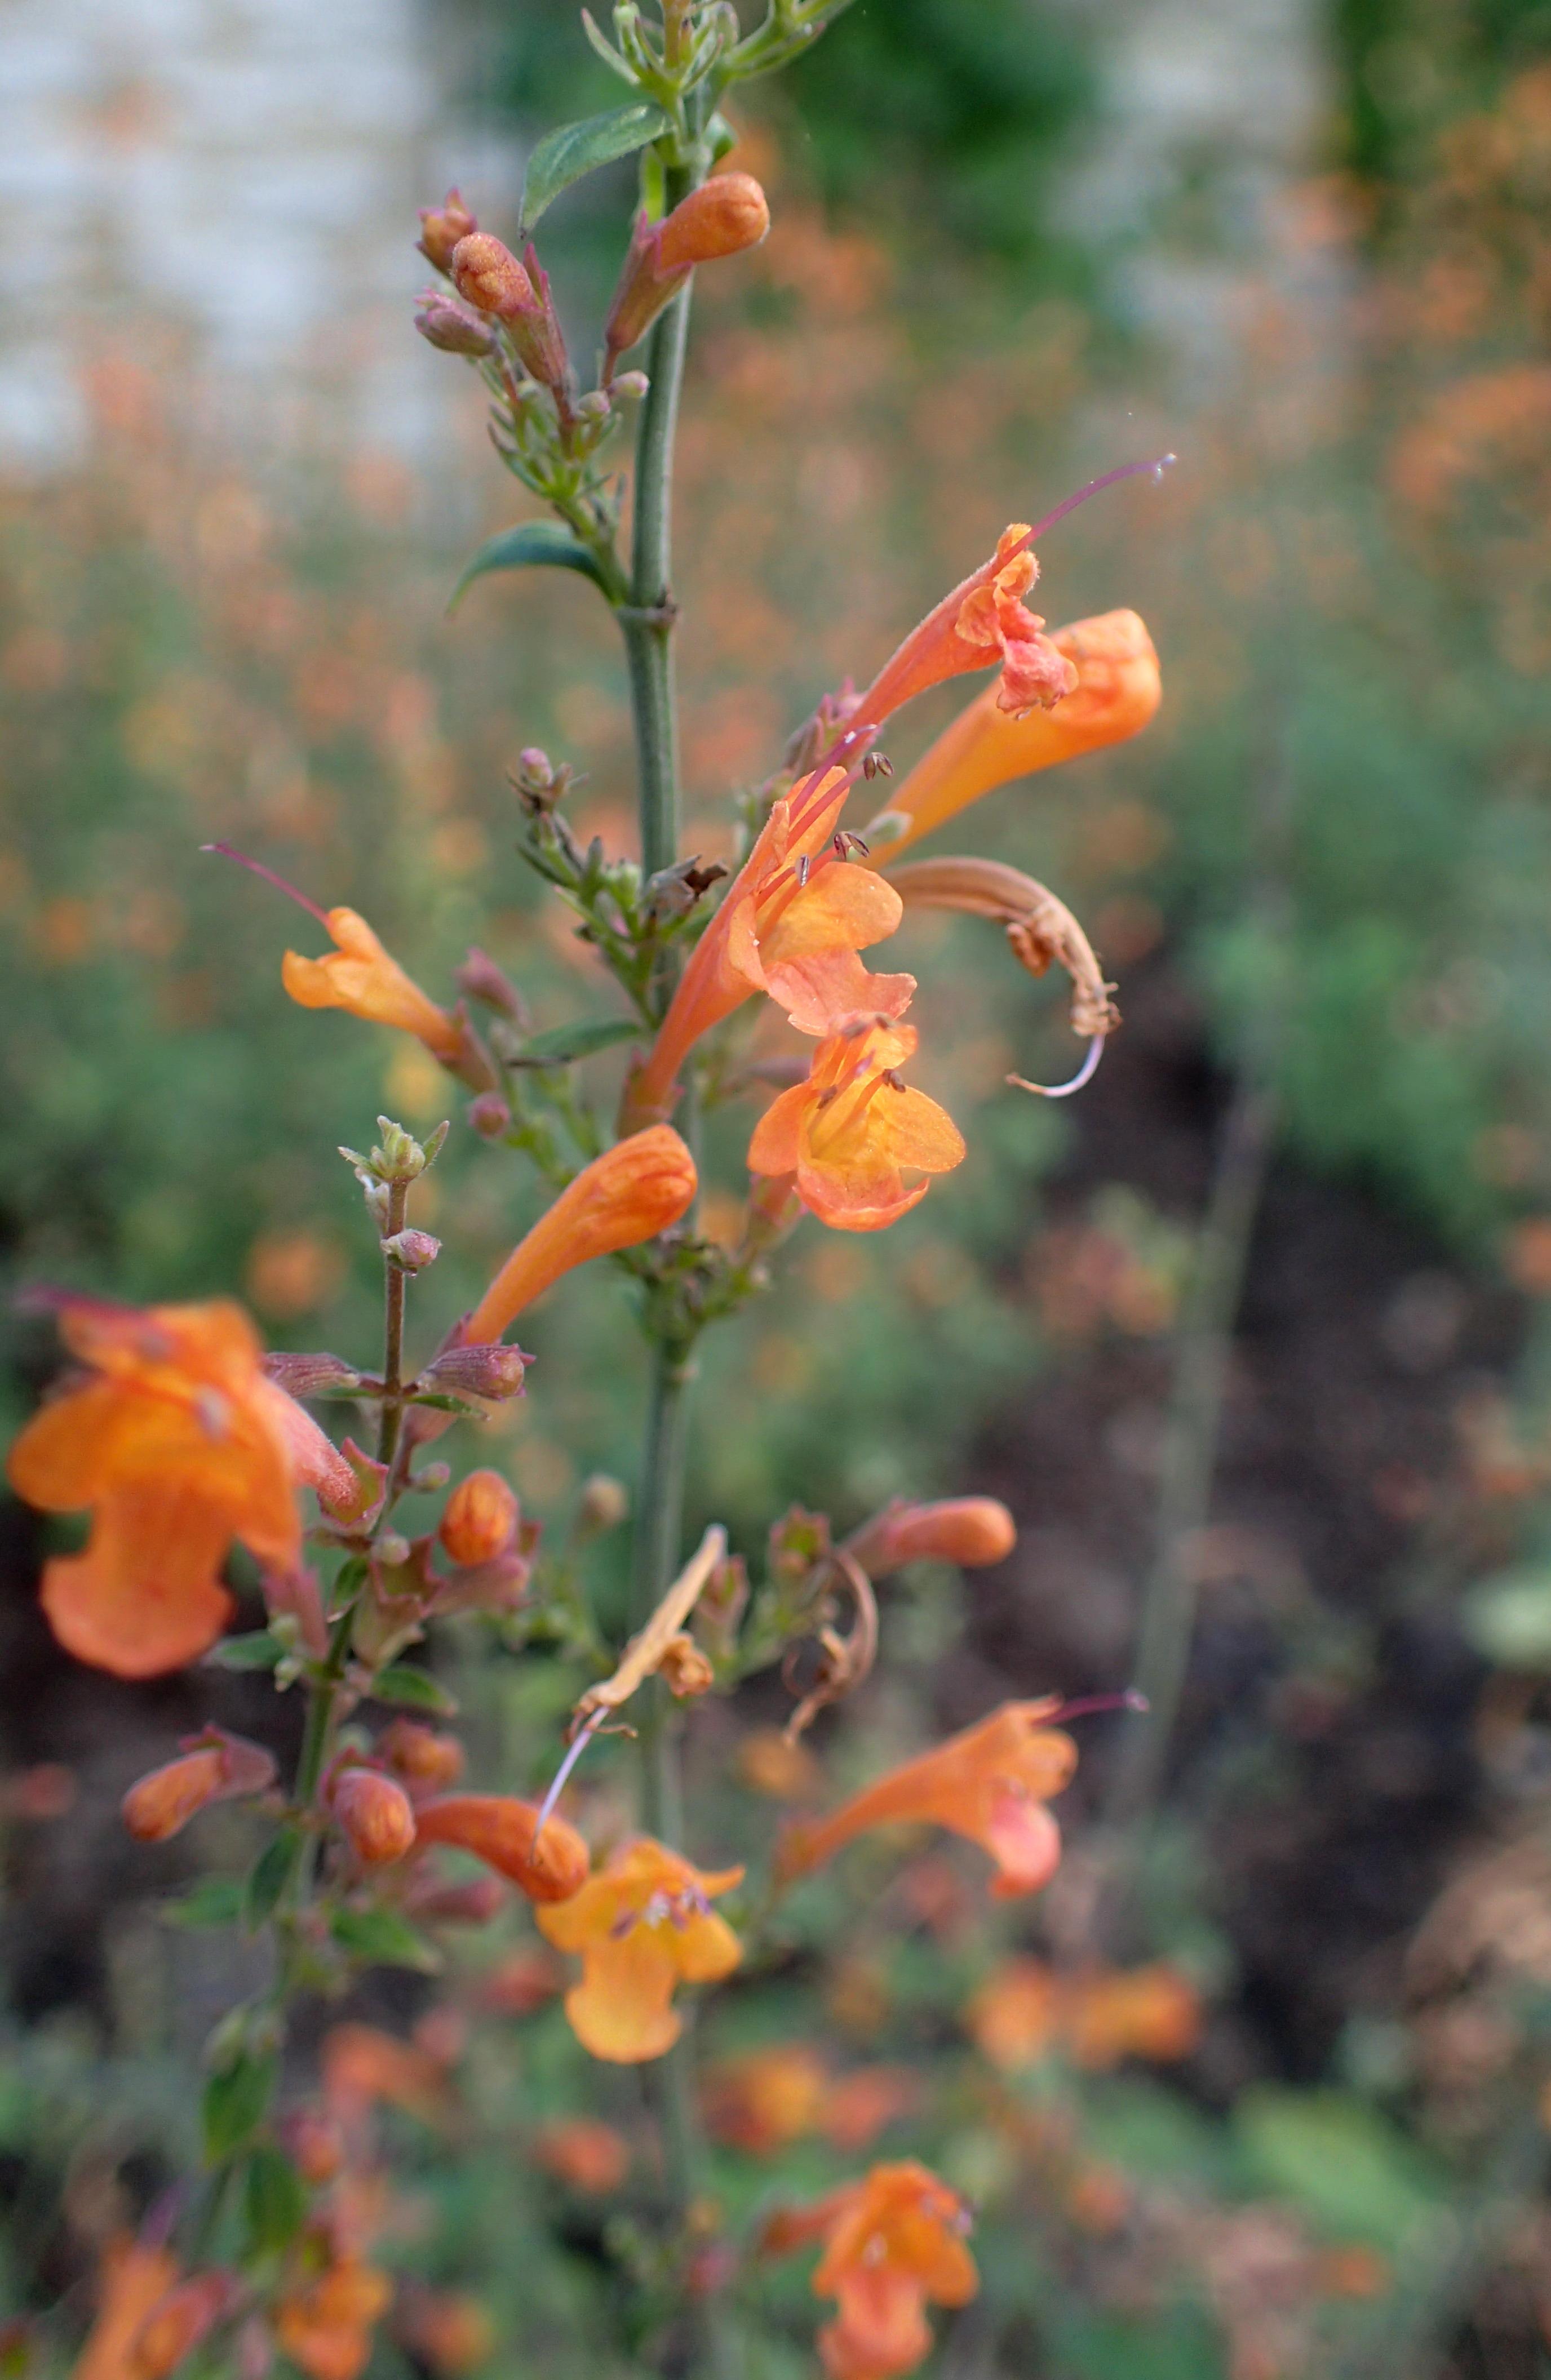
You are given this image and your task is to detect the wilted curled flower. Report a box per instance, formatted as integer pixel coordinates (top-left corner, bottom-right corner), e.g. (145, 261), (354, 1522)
(461, 1127), (698, 1344)
(122, 1726), (277, 1844)
(747, 1017), (965, 1233)
(7, 1295), (300, 1678)
(536, 1839), (743, 2062)
(569, 1524), (726, 1735)
(604, 172), (770, 375)
(863, 609), (1161, 862)
(779, 1700), (1077, 1899)
(765, 2162), (977, 2380)
(282, 908), (494, 1090)
(410, 1794), (590, 1903)
(844, 1497), (1016, 1576)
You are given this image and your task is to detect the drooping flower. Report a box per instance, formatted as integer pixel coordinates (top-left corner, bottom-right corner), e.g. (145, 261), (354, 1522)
(535, 1838), (743, 2063)
(863, 609), (1161, 862)
(624, 770), (911, 1128)
(779, 1700), (1077, 1899)
(766, 2163), (977, 2380)
(410, 1794), (590, 1903)
(8, 1296), (301, 1678)
(461, 1127), (697, 1344)
(121, 1727), (277, 1843)
(282, 908), (487, 1081)
(845, 1496), (1016, 1576)
(746, 1017), (965, 1232)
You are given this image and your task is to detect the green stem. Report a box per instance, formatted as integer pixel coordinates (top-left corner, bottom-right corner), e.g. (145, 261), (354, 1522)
(376, 1178), (409, 1473)
(630, 1347), (695, 1838)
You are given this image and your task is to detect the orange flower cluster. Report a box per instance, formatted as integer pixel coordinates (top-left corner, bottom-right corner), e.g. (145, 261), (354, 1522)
(967, 1956), (1202, 2072)
(703, 2044), (919, 2157)
(766, 2162), (977, 2380)
(780, 1700), (1078, 1899)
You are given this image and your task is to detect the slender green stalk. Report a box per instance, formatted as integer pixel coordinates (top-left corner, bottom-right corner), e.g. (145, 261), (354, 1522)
(630, 1349), (695, 1841)
(376, 1176), (410, 1472)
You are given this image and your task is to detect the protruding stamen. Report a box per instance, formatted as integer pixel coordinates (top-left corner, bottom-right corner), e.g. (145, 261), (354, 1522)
(202, 842), (332, 928)
(536, 1712), (601, 1832)
(1007, 1035), (1105, 1100)
(1047, 1688), (1149, 1725)
(1016, 454), (1178, 553)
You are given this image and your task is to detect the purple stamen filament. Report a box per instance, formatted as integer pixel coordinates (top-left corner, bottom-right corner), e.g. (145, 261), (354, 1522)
(1016, 454), (1178, 553)
(1009, 1035), (1105, 1100)
(202, 841), (332, 929)
(536, 1712), (601, 1832)
(1048, 1688), (1150, 1725)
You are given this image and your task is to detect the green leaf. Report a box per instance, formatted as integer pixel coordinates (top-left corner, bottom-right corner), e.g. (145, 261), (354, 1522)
(520, 101), (670, 233)
(449, 522), (610, 614)
(511, 1016), (641, 1069)
(206, 1630), (286, 1671)
(1236, 2089), (1444, 2252)
(243, 2143), (309, 2256)
(242, 1828), (302, 1933)
(1461, 1567), (1551, 1670)
(161, 1876), (245, 1931)
(203, 2049), (277, 2163)
(369, 1663), (458, 1716)
(330, 1905), (442, 1974)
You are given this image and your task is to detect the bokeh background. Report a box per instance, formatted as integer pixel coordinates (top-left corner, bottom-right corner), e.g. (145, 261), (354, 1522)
(3, 0), (1551, 2372)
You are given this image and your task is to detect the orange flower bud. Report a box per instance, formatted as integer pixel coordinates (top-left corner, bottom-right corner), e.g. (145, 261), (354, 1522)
(122, 1729), (277, 1843)
(846, 1497), (1016, 1577)
(134, 2273), (236, 2378)
(278, 2108), (346, 2185)
(449, 233), (568, 392)
(380, 1719), (466, 1793)
(438, 1469), (519, 1566)
(411, 1794), (590, 1903)
(463, 1128), (697, 1344)
(398, 2289), (496, 2378)
(655, 173), (770, 271)
(331, 1768), (418, 1867)
(418, 188), (477, 272)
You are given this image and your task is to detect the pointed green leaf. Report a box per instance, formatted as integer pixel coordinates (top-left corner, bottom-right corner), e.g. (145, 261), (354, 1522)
(242, 1828), (302, 1934)
(243, 2143), (309, 2256)
(449, 522), (611, 614)
(511, 1015), (642, 1069)
(161, 1876), (245, 1931)
(370, 1662), (458, 1716)
(207, 1630), (286, 1671)
(330, 1906), (442, 1974)
(520, 101), (671, 233)
(203, 2049), (277, 2163)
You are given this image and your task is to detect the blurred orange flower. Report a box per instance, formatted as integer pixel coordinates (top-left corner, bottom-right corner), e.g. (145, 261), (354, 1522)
(322, 2023), (451, 2127)
(845, 1496), (1015, 1575)
(535, 1839), (743, 2062)
(966, 1956), (1201, 2071)
(282, 907), (467, 1068)
(410, 1795), (590, 1903)
(274, 2257), (392, 2380)
(865, 610), (1160, 861)
(703, 2044), (828, 2154)
(747, 1018), (964, 1232)
(769, 2163), (977, 2380)
(780, 1700), (1076, 1898)
(533, 2118), (631, 2193)
(70, 2236), (179, 2380)
(462, 1129), (697, 1344)
(7, 1296), (299, 1677)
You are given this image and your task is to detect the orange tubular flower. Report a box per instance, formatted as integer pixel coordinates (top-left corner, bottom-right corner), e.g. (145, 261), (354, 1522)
(747, 1018), (965, 1232)
(1059, 1962), (1202, 2070)
(625, 767), (911, 1129)
(122, 1727), (277, 1843)
(535, 1839), (743, 2063)
(282, 908), (471, 1071)
(850, 527), (1077, 739)
(275, 2259), (393, 2380)
(845, 1496), (1016, 1575)
(410, 1793), (590, 1902)
(780, 1700), (1077, 1899)
(7, 1297), (300, 1678)
(132, 2274), (236, 2379)
(778, 2163), (977, 2380)
(703, 2044), (829, 2155)
(71, 2236), (181, 2380)
(462, 1127), (697, 1344)
(863, 610), (1161, 862)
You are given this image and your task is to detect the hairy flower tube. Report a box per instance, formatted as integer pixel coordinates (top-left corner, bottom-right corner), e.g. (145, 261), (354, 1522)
(535, 1838), (743, 2063)
(282, 907), (483, 1077)
(461, 1127), (697, 1344)
(604, 172), (770, 376)
(410, 1794), (590, 1902)
(779, 1700), (1078, 1898)
(747, 1018), (965, 1233)
(845, 1497), (1017, 1575)
(623, 767), (910, 1127)
(863, 609), (1162, 861)
(769, 2163), (978, 2380)
(7, 1296), (301, 1677)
